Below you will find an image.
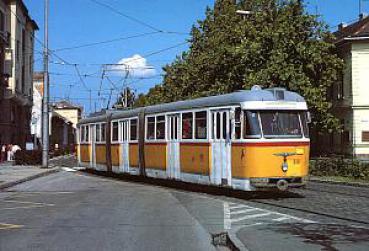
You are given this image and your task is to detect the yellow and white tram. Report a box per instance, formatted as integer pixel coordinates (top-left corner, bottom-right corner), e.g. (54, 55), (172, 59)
(77, 86), (310, 191)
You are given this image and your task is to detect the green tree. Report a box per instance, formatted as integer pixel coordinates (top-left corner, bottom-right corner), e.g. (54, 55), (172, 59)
(140, 0), (343, 132)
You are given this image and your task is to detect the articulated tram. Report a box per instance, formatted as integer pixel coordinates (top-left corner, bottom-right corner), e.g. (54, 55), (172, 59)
(77, 86), (310, 191)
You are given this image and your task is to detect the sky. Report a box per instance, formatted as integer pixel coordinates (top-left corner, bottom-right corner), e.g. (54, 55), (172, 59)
(23, 0), (369, 115)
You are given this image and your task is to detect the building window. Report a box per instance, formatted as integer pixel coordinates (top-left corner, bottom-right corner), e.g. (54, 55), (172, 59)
(362, 131), (369, 142)
(182, 112), (193, 139)
(195, 111), (207, 139)
(80, 126), (85, 142)
(147, 117), (155, 140)
(112, 121), (119, 142)
(130, 119), (137, 140)
(156, 116), (165, 140)
(16, 40), (20, 60)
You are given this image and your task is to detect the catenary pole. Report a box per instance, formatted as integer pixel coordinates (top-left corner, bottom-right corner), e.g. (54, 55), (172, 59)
(42, 0), (49, 168)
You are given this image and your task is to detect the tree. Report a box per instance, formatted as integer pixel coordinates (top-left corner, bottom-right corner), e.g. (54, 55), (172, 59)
(140, 0), (343, 132)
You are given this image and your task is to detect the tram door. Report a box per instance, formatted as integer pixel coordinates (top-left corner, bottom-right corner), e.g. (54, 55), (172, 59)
(121, 120), (130, 173)
(91, 124), (96, 168)
(211, 110), (232, 186)
(167, 114), (180, 179)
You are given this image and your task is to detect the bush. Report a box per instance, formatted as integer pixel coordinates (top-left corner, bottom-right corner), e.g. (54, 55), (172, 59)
(310, 157), (369, 180)
(14, 150), (42, 165)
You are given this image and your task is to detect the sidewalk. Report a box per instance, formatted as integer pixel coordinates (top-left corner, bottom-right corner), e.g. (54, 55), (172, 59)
(309, 176), (369, 187)
(0, 164), (59, 190)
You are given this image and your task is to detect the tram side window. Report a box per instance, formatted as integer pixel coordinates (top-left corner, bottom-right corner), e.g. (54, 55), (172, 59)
(156, 116), (166, 140)
(147, 117), (155, 140)
(85, 126), (89, 143)
(80, 126), (85, 142)
(130, 119), (138, 140)
(244, 111), (261, 138)
(234, 108), (241, 139)
(195, 111), (207, 139)
(101, 123), (106, 142)
(96, 124), (101, 142)
(182, 112), (193, 139)
(112, 121), (119, 142)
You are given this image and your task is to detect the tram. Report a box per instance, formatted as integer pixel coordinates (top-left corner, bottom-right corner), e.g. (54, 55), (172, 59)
(77, 86), (310, 191)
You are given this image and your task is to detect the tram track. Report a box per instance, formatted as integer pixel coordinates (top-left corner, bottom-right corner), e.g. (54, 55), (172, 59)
(249, 198), (369, 226)
(303, 185), (369, 199)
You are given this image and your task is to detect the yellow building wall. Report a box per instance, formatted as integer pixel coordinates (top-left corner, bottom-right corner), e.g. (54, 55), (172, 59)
(180, 143), (210, 175)
(144, 143), (166, 170)
(80, 144), (90, 163)
(111, 144), (121, 166)
(231, 143), (309, 178)
(129, 143), (139, 167)
(95, 145), (107, 164)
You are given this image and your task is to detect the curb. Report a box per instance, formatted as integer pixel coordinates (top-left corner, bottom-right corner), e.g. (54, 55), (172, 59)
(308, 177), (369, 188)
(0, 168), (60, 190)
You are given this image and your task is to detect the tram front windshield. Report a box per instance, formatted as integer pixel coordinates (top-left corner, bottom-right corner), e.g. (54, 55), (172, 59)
(259, 111), (303, 138)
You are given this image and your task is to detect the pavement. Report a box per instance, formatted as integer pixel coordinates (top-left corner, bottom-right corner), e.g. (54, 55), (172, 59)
(0, 156), (369, 250)
(0, 164), (59, 190)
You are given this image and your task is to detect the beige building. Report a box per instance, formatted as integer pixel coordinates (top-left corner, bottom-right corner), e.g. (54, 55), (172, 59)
(52, 101), (82, 129)
(0, 0), (38, 147)
(322, 15), (369, 159)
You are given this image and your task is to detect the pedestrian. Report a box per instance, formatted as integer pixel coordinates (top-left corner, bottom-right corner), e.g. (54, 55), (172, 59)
(6, 144), (11, 161)
(11, 144), (21, 161)
(1, 144), (6, 162)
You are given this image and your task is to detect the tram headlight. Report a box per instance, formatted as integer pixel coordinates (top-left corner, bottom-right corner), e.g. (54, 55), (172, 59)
(282, 162), (288, 172)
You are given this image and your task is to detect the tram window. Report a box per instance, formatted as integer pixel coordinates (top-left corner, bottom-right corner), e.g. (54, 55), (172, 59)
(216, 113), (221, 139)
(260, 111), (302, 138)
(147, 117), (155, 140)
(300, 112), (310, 138)
(222, 112), (227, 139)
(244, 111), (261, 138)
(195, 111), (207, 139)
(101, 123), (106, 142)
(235, 108), (241, 139)
(130, 119), (138, 140)
(156, 116), (165, 140)
(96, 124), (101, 142)
(182, 112), (193, 139)
(112, 122), (119, 141)
(80, 126), (85, 142)
(85, 126), (89, 142)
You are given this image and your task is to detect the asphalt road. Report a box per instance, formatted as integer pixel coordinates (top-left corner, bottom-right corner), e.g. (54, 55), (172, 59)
(1, 169), (369, 251)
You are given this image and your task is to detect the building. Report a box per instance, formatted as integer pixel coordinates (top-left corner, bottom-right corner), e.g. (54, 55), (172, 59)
(0, 0), (38, 148)
(50, 100), (82, 150)
(321, 14), (369, 159)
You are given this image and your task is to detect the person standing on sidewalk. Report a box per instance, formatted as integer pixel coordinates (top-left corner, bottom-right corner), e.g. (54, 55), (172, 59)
(1, 144), (6, 162)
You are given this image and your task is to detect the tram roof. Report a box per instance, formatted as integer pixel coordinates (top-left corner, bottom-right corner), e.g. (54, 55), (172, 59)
(78, 88), (306, 125)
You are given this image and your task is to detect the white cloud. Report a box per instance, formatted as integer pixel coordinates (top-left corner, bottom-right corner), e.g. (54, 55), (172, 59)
(110, 54), (156, 78)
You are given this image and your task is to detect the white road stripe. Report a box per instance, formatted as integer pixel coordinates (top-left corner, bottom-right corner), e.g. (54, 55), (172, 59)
(4, 200), (55, 206)
(230, 208), (260, 215)
(230, 212), (272, 223)
(229, 204), (253, 210)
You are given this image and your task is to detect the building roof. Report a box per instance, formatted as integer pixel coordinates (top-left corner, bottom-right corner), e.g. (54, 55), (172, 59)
(334, 14), (369, 45)
(6, 0), (39, 30)
(53, 100), (82, 111)
(78, 88), (306, 125)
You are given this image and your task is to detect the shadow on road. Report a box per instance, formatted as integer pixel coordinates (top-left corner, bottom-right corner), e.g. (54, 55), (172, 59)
(267, 223), (369, 251)
(82, 169), (304, 201)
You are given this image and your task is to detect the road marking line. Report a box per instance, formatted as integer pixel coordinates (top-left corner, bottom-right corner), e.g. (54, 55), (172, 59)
(0, 223), (23, 230)
(4, 200), (55, 206)
(224, 202), (231, 230)
(230, 208), (260, 215)
(0, 205), (45, 210)
(62, 167), (77, 172)
(229, 204), (253, 210)
(230, 212), (272, 223)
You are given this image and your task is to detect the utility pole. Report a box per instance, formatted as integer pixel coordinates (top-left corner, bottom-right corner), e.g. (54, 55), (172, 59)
(42, 0), (49, 168)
